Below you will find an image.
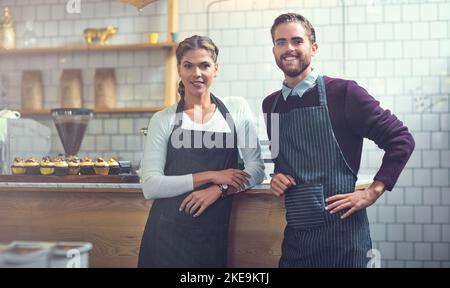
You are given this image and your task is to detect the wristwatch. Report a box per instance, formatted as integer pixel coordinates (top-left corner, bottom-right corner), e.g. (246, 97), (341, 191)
(218, 184), (229, 198)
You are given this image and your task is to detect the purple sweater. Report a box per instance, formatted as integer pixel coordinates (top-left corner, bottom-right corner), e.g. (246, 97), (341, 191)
(262, 76), (415, 191)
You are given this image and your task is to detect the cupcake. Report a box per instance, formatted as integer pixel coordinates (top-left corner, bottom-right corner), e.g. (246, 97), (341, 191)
(67, 157), (81, 175)
(53, 157), (69, 176)
(80, 157), (95, 175)
(11, 157), (26, 175)
(94, 157), (110, 176)
(39, 156), (55, 175)
(25, 157), (40, 175)
(108, 158), (120, 175)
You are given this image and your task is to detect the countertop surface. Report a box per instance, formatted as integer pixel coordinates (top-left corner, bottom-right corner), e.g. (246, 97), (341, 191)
(0, 175), (373, 192)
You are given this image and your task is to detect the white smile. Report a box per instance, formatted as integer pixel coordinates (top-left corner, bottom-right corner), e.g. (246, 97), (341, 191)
(191, 81), (205, 88)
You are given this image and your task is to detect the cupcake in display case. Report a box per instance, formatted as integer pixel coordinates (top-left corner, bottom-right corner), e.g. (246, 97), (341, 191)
(67, 156), (80, 175)
(53, 157), (68, 176)
(25, 157), (40, 175)
(94, 157), (109, 176)
(108, 158), (120, 175)
(39, 156), (55, 175)
(80, 157), (95, 175)
(11, 157), (26, 175)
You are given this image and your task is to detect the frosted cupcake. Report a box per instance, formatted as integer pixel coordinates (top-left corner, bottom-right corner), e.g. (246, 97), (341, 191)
(94, 157), (110, 176)
(11, 157), (26, 175)
(80, 157), (95, 175)
(108, 158), (120, 175)
(39, 156), (55, 175)
(53, 157), (69, 176)
(67, 157), (81, 175)
(25, 157), (40, 175)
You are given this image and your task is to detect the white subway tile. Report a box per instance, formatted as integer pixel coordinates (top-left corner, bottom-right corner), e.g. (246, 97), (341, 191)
(414, 206), (432, 224)
(96, 135), (111, 152)
(376, 23), (394, 41)
(432, 132), (449, 149)
(441, 151), (450, 169)
(344, 25), (358, 42)
(119, 119), (133, 134)
(394, 23), (411, 40)
(429, 21), (448, 40)
(397, 242), (414, 260)
(126, 135), (142, 151)
(384, 5), (401, 22)
(397, 206), (414, 224)
(387, 189), (404, 205)
(414, 168), (432, 187)
(36, 5), (50, 21)
(347, 6), (366, 24)
(378, 206), (396, 223)
(411, 22), (430, 40)
(422, 114), (440, 131)
(420, 3), (438, 22)
(423, 187), (441, 205)
(403, 40), (421, 58)
(402, 4), (420, 22)
(442, 224), (450, 242)
(433, 243), (450, 261)
(438, 2), (450, 20)
(180, 14), (197, 31)
(433, 205), (450, 224)
(379, 242), (396, 260)
(238, 29), (255, 46)
(397, 168), (413, 187)
(432, 169), (450, 187)
(405, 224), (422, 242)
(387, 224), (404, 241)
(312, 8), (330, 26)
(246, 11), (263, 29)
(424, 225), (441, 242)
(412, 59), (430, 77)
(385, 41), (403, 60)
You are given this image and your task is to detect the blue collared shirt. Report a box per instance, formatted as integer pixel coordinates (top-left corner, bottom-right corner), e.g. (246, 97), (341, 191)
(281, 69), (319, 100)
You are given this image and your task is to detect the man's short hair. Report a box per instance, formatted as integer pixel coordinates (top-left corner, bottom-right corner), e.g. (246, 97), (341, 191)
(271, 13), (316, 44)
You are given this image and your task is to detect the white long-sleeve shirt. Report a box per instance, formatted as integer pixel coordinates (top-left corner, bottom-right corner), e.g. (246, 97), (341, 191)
(140, 96), (265, 200)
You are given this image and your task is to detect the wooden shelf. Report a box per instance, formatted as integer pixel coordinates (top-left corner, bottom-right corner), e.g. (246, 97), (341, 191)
(20, 106), (166, 116)
(0, 42), (177, 55)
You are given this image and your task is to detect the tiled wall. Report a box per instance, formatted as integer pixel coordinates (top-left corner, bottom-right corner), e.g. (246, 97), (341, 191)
(0, 0), (449, 267)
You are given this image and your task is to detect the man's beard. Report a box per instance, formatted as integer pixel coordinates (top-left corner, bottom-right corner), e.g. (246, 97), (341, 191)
(275, 54), (310, 77)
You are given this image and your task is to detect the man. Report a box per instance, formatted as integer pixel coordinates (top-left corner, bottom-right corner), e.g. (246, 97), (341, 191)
(263, 13), (415, 268)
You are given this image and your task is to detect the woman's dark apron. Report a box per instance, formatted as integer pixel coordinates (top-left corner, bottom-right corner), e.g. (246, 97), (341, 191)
(271, 76), (372, 268)
(138, 95), (239, 268)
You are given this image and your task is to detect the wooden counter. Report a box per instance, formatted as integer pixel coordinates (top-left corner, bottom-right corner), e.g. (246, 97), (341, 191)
(0, 184), (286, 267)
(0, 183), (369, 268)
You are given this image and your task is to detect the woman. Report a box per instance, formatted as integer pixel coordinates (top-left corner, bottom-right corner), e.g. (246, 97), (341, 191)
(138, 35), (265, 268)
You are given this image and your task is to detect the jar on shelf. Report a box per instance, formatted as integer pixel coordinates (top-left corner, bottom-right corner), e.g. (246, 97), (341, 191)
(60, 69), (83, 108)
(21, 70), (44, 110)
(94, 68), (116, 109)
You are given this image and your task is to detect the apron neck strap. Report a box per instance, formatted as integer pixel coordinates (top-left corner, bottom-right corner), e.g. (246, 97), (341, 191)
(317, 75), (327, 106)
(271, 75), (327, 113)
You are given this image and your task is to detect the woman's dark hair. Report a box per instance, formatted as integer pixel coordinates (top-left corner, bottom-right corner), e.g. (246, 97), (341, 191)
(176, 35), (219, 98)
(270, 13), (316, 44)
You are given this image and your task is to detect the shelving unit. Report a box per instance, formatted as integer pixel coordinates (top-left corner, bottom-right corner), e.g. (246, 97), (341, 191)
(2, 0), (179, 116)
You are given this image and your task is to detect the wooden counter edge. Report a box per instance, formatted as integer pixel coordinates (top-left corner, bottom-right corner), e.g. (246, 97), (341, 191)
(0, 183), (370, 194)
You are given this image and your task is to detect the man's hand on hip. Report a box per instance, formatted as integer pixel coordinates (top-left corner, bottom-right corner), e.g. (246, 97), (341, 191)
(325, 180), (386, 219)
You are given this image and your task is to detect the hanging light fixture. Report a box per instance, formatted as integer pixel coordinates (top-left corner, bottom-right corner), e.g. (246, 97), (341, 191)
(114, 0), (158, 12)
